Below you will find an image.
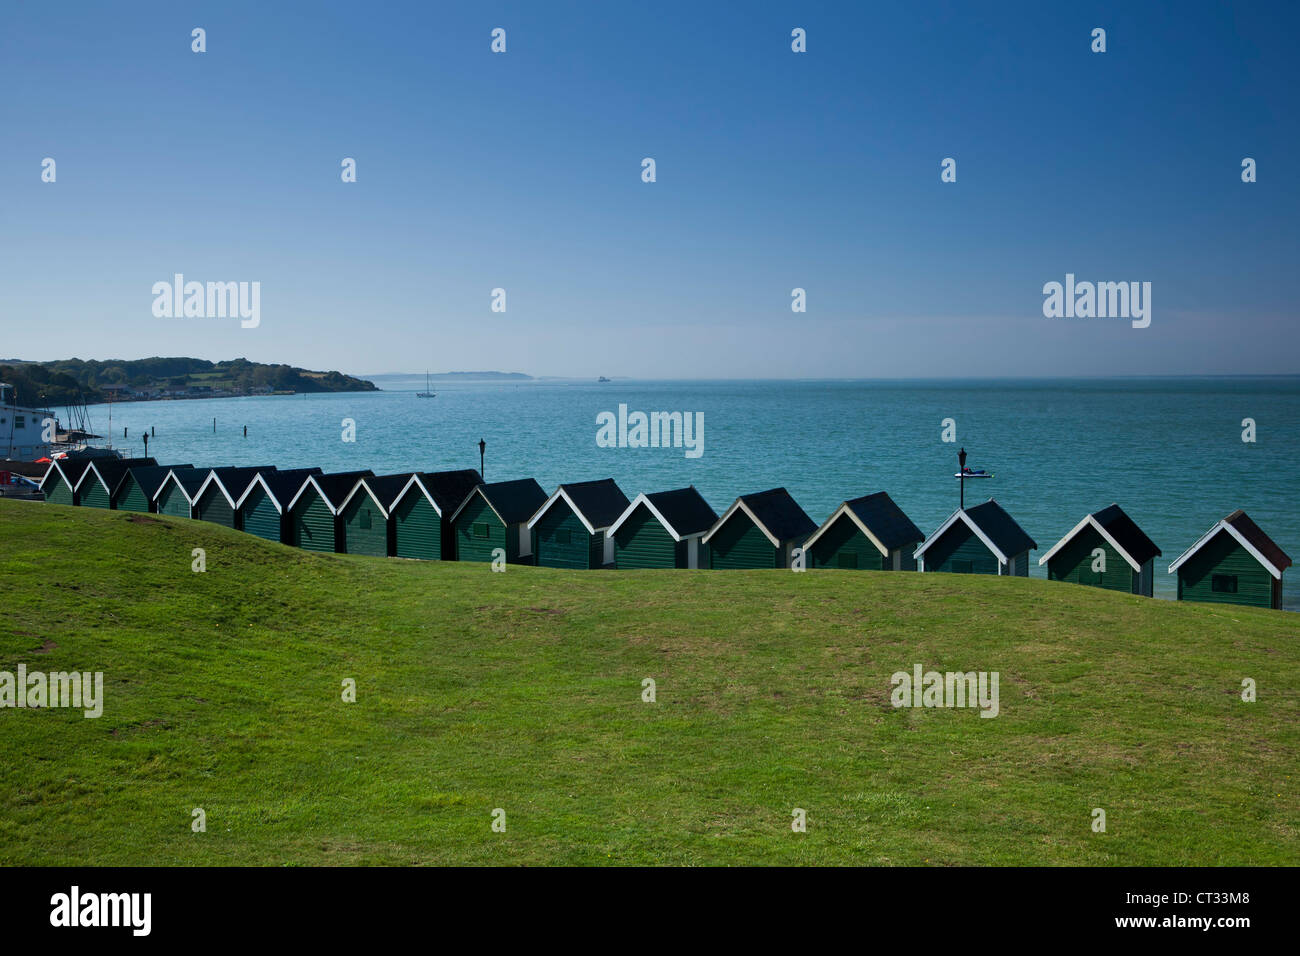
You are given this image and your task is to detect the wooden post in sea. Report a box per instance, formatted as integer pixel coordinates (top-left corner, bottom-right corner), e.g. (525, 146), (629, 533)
(143, 434), (149, 456)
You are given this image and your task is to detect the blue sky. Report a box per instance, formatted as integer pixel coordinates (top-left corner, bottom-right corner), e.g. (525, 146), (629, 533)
(2, 1), (1296, 378)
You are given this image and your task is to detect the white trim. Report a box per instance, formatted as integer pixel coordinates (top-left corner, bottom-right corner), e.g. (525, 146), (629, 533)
(74, 460), (113, 497)
(1167, 518), (1283, 580)
(607, 493), (686, 542)
(235, 471), (283, 513)
(39, 461), (67, 493)
(914, 508), (1008, 566)
(338, 477), (393, 520)
(193, 470), (247, 510)
(286, 474), (361, 516)
(1038, 513), (1142, 573)
(392, 474), (442, 517)
(448, 484), (506, 527)
(527, 486), (597, 535)
(801, 501), (890, 557)
(152, 468), (201, 506)
(702, 497), (781, 549)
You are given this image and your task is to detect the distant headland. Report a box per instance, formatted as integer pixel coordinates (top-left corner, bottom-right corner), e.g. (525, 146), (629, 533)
(416, 371), (534, 382)
(0, 357), (378, 406)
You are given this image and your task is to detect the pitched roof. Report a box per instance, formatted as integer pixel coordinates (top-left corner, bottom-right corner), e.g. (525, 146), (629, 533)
(704, 488), (815, 546)
(1039, 503), (1160, 571)
(412, 469), (483, 514)
(40, 457), (92, 492)
(235, 468), (323, 512)
(1168, 509), (1292, 579)
(78, 457), (158, 496)
(610, 487), (718, 540)
(916, 499), (1036, 564)
(154, 466), (208, 502)
(801, 491), (924, 556)
(199, 466), (278, 506)
(299, 471), (375, 511)
(342, 473), (416, 518)
(529, 478), (631, 533)
(123, 463), (193, 500)
(453, 478), (548, 525)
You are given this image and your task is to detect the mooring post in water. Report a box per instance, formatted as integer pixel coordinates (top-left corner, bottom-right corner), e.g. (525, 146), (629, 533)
(479, 438), (486, 480)
(243, 425), (247, 438)
(143, 434), (148, 455)
(213, 417), (216, 433)
(124, 427), (128, 438)
(151, 425), (155, 437)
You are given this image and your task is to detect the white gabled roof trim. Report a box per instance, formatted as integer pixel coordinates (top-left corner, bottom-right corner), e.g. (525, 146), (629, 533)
(914, 508), (1008, 565)
(338, 477), (393, 520)
(193, 470), (244, 510)
(73, 460), (113, 497)
(235, 471), (280, 512)
(527, 487), (597, 535)
(800, 501), (890, 557)
(286, 474), (360, 517)
(448, 484), (506, 527)
(607, 493), (687, 542)
(1167, 519), (1282, 579)
(152, 468), (201, 505)
(392, 474), (441, 516)
(1038, 513), (1142, 573)
(39, 461), (66, 492)
(702, 496), (780, 548)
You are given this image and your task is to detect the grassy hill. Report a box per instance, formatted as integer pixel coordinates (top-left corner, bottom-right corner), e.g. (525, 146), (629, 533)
(0, 499), (1295, 866)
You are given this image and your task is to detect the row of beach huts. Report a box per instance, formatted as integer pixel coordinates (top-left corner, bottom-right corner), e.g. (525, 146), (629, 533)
(36, 456), (1292, 610)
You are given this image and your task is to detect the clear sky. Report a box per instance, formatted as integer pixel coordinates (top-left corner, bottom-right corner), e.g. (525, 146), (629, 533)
(2, 1), (1296, 378)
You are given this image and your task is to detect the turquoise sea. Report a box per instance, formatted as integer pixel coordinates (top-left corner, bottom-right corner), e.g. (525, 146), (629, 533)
(84, 376), (1300, 608)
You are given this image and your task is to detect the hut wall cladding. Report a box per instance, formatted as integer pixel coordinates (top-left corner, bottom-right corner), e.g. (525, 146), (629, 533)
(45, 480), (76, 507)
(455, 495), (511, 563)
(80, 481), (112, 510)
(926, 523), (1001, 575)
(341, 495), (391, 557)
(614, 505), (678, 569)
(195, 488), (236, 528)
(114, 476), (152, 513)
(533, 502), (599, 569)
(392, 492), (442, 560)
(240, 486), (284, 543)
(709, 512), (780, 569)
(156, 483), (190, 518)
(1177, 533), (1275, 608)
(811, 515), (889, 571)
(292, 492), (338, 553)
(1047, 526), (1138, 593)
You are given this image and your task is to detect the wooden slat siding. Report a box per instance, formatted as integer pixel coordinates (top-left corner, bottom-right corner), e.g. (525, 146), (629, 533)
(195, 487), (236, 528)
(341, 495), (390, 557)
(156, 483), (190, 518)
(1011, 551), (1030, 576)
(709, 511), (780, 569)
(893, 548), (918, 571)
(1177, 531), (1276, 609)
(926, 523), (1001, 575)
(80, 481), (112, 510)
(1046, 525), (1133, 592)
(240, 486), (284, 543)
(114, 476), (152, 513)
(591, 530), (606, 568)
(392, 492), (441, 560)
(1138, 558), (1155, 597)
(455, 495), (509, 563)
(292, 493), (337, 553)
(534, 501), (596, 569)
(45, 481), (76, 506)
(614, 504), (677, 568)
(810, 514), (882, 570)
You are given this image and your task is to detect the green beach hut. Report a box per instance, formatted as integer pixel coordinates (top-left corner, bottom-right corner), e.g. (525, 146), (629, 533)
(39, 458), (93, 506)
(337, 473), (415, 557)
(74, 457), (157, 510)
(285, 470), (374, 553)
(1168, 510), (1292, 610)
(235, 468), (323, 544)
(152, 467), (208, 518)
(112, 463), (192, 513)
(804, 492), (924, 571)
(449, 478), (548, 564)
(607, 487), (718, 569)
(914, 499), (1036, 576)
(1039, 504), (1161, 596)
(527, 478), (631, 569)
(192, 467), (278, 529)
(703, 487), (816, 569)
(388, 469), (483, 561)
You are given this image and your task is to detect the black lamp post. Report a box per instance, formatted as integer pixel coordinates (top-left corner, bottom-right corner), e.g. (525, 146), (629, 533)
(958, 447), (967, 510)
(143, 433), (149, 457)
(478, 438), (486, 480)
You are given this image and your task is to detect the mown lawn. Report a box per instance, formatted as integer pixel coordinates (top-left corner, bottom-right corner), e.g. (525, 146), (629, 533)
(0, 499), (1295, 865)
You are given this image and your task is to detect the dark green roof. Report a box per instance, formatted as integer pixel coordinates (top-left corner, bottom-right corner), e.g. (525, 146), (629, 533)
(965, 499), (1037, 556)
(733, 488), (816, 543)
(473, 478), (548, 525)
(1091, 504), (1161, 565)
(556, 478), (631, 529)
(644, 487), (718, 538)
(845, 492), (924, 550)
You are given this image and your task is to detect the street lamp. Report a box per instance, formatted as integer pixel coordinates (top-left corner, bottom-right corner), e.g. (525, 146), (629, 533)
(478, 438), (486, 480)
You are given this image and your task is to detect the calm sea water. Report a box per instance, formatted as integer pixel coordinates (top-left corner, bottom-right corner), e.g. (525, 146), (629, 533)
(85, 377), (1300, 608)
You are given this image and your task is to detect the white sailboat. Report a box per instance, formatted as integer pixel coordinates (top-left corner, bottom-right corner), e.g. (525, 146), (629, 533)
(416, 371), (436, 398)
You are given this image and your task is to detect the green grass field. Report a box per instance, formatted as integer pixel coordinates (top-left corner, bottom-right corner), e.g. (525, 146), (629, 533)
(1, 498), (1295, 866)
